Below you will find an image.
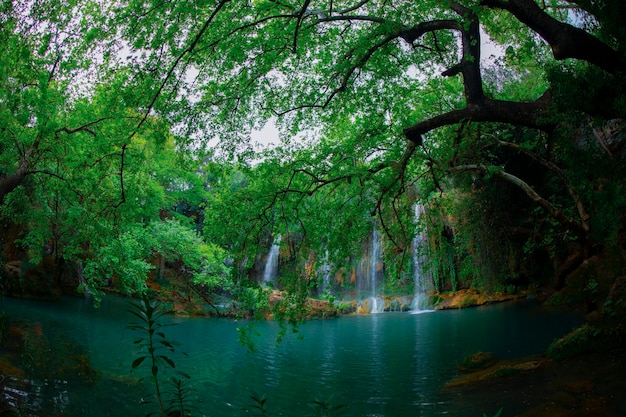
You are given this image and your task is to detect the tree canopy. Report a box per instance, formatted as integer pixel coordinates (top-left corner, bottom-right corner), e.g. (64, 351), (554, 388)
(1, 0), (625, 305)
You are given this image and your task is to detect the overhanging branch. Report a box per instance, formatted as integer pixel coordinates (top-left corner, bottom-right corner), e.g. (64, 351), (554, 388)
(491, 137), (590, 234)
(449, 164), (585, 237)
(401, 3), (556, 145)
(482, 0), (626, 74)
(403, 93), (553, 145)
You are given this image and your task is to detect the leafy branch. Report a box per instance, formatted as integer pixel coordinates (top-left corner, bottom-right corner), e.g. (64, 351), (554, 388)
(127, 296), (190, 415)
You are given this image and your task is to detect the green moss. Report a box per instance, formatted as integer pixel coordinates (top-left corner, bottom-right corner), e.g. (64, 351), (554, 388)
(335, 302), (356, 314)
(429, 295), (443, 306)
(460, 295), (478, 308)
(458, 351), (497, 372)
(547, 324), (625, 361)
(490, 366), (520, 378)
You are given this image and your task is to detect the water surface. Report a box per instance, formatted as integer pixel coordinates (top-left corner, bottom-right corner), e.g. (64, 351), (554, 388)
(1, 296), (582, 416)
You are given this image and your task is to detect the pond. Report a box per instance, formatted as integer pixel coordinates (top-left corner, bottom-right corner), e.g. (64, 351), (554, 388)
(1, 296), (582, 417)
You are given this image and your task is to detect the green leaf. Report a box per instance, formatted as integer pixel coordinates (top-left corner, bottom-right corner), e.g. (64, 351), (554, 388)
(159, 356), (175, 369)
(131, 356), (147, 369)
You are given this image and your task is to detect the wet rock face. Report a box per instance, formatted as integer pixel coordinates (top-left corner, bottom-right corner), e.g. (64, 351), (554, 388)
(433, 289), (525, 310)
(353, 296), (413, 314)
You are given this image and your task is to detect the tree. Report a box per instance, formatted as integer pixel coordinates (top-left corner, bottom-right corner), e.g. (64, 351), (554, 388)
(4, 0), (626, 295)
(107, 0), (623, 135)
(105, 0), (625, 290)
(1, 0), (243, 298)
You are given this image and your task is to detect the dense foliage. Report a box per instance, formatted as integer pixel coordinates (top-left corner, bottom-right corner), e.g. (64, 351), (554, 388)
(1, 0), (625, 311)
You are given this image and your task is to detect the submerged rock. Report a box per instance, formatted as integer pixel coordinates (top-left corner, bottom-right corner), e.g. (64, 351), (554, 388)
(458, 351), (498, 372)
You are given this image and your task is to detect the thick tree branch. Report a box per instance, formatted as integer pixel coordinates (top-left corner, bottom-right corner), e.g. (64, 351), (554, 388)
(482, 0), (626, 74)
(55, 118), (107, 137)
(449, 2), (484, 104)
(0, 129), (42, 205)
(399, 20), (459, 43)
(113, 144), (127, 210)
(0, 115), (114, 205)
(402, 3), (519, 145)
(314, 14), (388, 25)
(293, 0), (313, 53)
(0, 154), (32, 205)
(403, 92), (553, 145)
(402, 0), (625, 146)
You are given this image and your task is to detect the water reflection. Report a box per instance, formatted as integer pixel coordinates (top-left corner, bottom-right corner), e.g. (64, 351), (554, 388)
(2, 297), (582, 417)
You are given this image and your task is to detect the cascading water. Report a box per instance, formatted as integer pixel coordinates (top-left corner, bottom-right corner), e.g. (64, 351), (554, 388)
(317, 249), (331, 295)
(411, 203), (434, 312)
(357, 228), (385, 313)
(370, 228), (384, 313)
(262, 234), (281, 285)
(76, 262), (92, 297)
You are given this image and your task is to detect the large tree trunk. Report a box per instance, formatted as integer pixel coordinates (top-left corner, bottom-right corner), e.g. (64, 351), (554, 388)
(0, 155), (31, 205)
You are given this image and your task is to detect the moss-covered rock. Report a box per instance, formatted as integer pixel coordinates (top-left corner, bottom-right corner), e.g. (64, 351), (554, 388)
(433, 289), (525, 310)
(335, 301), (357, 315)
(458, 351), (498, 372)
(546, 323), (626, 361)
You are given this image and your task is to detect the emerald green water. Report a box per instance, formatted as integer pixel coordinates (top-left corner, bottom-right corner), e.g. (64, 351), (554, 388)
(2, 296), (582, 416)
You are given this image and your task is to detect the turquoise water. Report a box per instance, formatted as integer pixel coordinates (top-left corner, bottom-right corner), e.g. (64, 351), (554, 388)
(1, 296), (582, 416)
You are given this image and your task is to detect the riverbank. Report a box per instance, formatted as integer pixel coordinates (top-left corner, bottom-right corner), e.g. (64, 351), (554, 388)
(442, 299), (626, 417)
(440, 276), (626, 416)
(158, 285), (534, 319)
(443, 341), (626, 416)
(431, 288), (528, 310)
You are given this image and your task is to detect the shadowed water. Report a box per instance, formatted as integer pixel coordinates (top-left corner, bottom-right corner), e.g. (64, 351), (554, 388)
(1, 296), (582, 416)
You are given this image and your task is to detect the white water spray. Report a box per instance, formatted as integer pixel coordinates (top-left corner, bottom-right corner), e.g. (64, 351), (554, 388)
(262, 234), (281, 285)
(357, 228), (385, 314)
(318, 249), (331, 294)
(411, 203), (434, 312)
(369, 228), (384, 313)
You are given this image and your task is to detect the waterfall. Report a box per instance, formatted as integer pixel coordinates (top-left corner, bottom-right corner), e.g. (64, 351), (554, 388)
(262, 234), (281, 285)
(370, 228), (384, 313)
(318, 249), (331, 295)
(411, 203), (434, 312)
(370, 228), (381, 295)
(76, 262), (92, 297)
(358, 228), (385, 314)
